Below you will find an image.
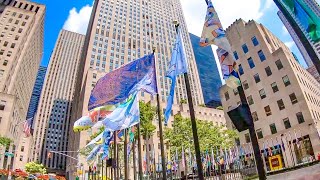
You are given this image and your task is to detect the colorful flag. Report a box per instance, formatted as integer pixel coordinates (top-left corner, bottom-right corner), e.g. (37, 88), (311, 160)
(164, 29), (188, 125)
(73, 116), (96, 132)
(200, 0), (240, 88)
(88, 54), (157, 110)
(86, 144), (102, 165)
(101, 130), (113, 160)
(278, 0), (320, 42)
(23, 117), (33, 137)
(211, 148), (215, 169)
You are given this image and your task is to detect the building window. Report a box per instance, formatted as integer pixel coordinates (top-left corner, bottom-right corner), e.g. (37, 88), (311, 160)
(245, 133), (251, 143)
(242, 44), (249, 53)
(265, 106), (272, 116)
(233, 51), (239, 60)
(19, 155), (23, 161)
(269, 123), (277, 134)
(21, 146), (24, 152)
(258, 50), (266, 61)
(0, 100), (6, 110)
(3, 60), (7, 66)
(265, 66), (272, 76)
(254, 73), (260, 83)
(252, 111), (259, 122)
(259, 89), (267, 99)
(256, 129), (263, 139)
(247, 95), (254, 105)
(252, 36), (259, 46)
(296, 112), (305, 124)
(239, 64), (244, 75)
(247, 57), (255, 69)
(225, 91), (230, 101)
(243, 80), (249, 90)
(275, 59), (283, 70)
(271, 82), (279, 93)
(233, 89), (239, 96)
(289, 93), (298, 104)
(277, 99), (285, 110)
(282, 75), (291, 86)
(283, 118), (291, 129)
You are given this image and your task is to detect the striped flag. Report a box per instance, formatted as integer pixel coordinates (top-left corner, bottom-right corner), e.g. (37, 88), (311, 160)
(23, 117), (33, 137)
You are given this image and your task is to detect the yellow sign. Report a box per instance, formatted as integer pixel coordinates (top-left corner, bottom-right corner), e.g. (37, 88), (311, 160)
(77, 170), (83, 175)
(268, 155), (283, 171)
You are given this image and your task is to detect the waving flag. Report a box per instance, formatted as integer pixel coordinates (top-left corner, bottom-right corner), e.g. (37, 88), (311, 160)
(101, 93), (140, 131)
(200, 0), (240, 88)
(101, 131), (113, 160)
(23, 117), (33, 137)
(88, 54), (157, 110)
(87, 144), (102, 165)
(181, 147), (185, 169)
(164, 29), (188, 125)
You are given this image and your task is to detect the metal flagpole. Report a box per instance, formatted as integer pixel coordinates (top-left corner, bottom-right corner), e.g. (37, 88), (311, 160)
(102, 159), (104, 180)
(114, 132), (118, 180)
(152, 48), (168, 179)
(124, 129), (129, 180)
(172, 22), (204, 180)
(133, 139), (137, 180)
(137, 124), (143, 180)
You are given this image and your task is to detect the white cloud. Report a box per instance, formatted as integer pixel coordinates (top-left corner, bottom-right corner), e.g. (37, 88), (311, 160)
(63, 5), (93, 35)
(282, 25), (289, 35)
(285, 41), (295, 49)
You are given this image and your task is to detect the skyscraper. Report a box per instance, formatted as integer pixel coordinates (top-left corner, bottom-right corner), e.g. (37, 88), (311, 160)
(275, 0), (320, 68)
(31, 30), (85, 173)
(67, 0), (204, 177)
(0, 0), (45, 170)
(26, 66), (47, 122)
(189, 33), (222, 108)
(220, 19), (320, 170)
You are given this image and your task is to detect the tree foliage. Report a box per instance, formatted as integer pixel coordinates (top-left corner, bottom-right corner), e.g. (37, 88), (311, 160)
(139, 101), (156, 138)
(164, 115), (238, 154)
(25, 162), (46, 174)
(0, 136), (12, 147)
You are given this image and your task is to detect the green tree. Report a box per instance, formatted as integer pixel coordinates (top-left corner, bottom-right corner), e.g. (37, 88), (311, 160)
(164, 115), (238, 154)
(180, 99), (187, 104)
(25, 162), (46, 174)
(139, 101), (156, 138)
(0, 136), (12, 148)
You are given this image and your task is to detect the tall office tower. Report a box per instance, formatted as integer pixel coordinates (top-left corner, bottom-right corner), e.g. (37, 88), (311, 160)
(278, 11), (314, 67)
(67, 0), (204, 177)
(189, 33), (222, 108)
(276, 0), (320, 68)
(31, 30), (85, 173)
(220, 19), (320, 170)
(0, 0), (45, 170)
(26, 66), (46, 121)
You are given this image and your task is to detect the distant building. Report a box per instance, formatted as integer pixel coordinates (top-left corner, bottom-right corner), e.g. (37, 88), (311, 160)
(220, 19), (320, 171)
(189, 33), (222, 108)
(0, 0), (45, 170)
(276, 0), (320, 68)
(26, 66), (47, 124)
(307, 65), (320, 83)
(31, 30), (85, 173)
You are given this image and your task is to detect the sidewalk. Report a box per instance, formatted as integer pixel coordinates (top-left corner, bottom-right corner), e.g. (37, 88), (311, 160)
(267, 163), (320, 180)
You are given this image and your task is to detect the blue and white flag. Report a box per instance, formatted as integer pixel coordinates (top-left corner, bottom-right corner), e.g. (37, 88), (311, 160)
(101, 130), (113, 160)
(88, 54), (157, 110)
(101, 93), (140, 131)
(164, 29), (188, 125)
(87, 144), (102, 165)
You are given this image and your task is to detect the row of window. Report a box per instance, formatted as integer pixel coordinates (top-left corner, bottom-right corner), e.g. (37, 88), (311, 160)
(245, 112), (305, 142)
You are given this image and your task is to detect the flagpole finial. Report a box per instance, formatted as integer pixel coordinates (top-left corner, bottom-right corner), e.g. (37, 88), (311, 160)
(152, 46), (156, 53)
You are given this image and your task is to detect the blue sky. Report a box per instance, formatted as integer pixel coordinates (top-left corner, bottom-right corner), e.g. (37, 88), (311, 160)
(34, 0), (319, 69)
(31, 0), (93, 66)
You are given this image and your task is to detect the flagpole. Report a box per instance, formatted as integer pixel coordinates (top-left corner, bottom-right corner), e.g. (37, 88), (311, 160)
(124, 129), (129, 180)
(152, 48), (168, 180)
(133, 139), (137, 180)
(172, 22), (204, 180)
(114, 132), (118, 180)
(137, 124), (143, 180)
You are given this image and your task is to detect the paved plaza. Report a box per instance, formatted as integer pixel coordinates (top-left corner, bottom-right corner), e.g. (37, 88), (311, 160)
(267, 164), (320, 180)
